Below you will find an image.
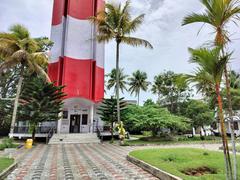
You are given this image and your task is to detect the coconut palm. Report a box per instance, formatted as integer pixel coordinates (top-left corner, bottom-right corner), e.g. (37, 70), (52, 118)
(0, 24), (49, 135)
(90, 0), (153, 122)
(182, 1), (240, 178)
(106, 68), (128, 95)
(188, 47), (232, 180)
(128, 70), (150, 105)
(182, 0), (240, 47)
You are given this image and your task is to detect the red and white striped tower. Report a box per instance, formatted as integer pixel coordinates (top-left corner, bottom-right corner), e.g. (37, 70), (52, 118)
(49, 0), (105, 133)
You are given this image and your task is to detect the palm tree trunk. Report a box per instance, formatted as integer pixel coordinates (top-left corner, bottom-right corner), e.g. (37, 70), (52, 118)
(216, 84), (232, 180)
(9, 66), (24, 137)
(224, 66), (238, 180)
(116, 41), (120, 123)
(137, 90), (140, 106)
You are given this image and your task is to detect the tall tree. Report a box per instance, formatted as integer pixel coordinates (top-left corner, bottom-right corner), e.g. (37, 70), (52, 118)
(182, 1), (240, 178)
(0, 24), (49, 136)
(179, 99), (214, 137)
(188, 47), (232, 180)
(106, 68), (128, 95)
(128, 70), (150, 105)
(151, 74), (164, 103)
(19, 76), (65, 141)
(151, 71), (192, 113)
(97, 97), (127, 142)
(90, 0), (153, 123)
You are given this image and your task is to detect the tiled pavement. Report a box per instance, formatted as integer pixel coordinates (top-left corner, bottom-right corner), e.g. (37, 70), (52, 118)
(7, 143), (158, 180)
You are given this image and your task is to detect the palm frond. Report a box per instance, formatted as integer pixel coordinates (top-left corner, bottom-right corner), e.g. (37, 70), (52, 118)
(121, 36), (153, 49)
(31, 52), (49, 67)
(124, 14), (145, 34)
(0, 57), (18, 74)
(9, 24), (30, 39)
(182, 13), (211, 26)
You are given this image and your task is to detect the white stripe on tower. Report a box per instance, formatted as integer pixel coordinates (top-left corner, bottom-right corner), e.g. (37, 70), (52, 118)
(64, 16), (94, 60)
(50, 0), (65, 63)
(94, 0), (105, 68)
(50, 20), (65, 63)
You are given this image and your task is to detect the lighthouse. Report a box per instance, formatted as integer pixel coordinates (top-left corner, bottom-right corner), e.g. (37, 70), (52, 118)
(48, 0), (105, 134)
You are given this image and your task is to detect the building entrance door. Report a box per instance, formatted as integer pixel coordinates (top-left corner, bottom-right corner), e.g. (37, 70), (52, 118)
(70, 115), (81, 133)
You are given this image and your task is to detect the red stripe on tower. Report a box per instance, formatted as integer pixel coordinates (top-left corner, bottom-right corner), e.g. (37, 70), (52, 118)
(67, 0), (95, 20)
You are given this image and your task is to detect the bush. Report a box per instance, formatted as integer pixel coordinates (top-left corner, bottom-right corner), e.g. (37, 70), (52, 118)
(0, 144), (5, 150)
(2, 138), (14, 148)
(142, 131), (152, 137)
(0, 138), (18, 151)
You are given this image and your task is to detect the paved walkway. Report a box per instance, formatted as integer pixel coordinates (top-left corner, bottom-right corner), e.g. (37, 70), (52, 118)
(6, 142), (225, 180)
(7, 143), (158, 180)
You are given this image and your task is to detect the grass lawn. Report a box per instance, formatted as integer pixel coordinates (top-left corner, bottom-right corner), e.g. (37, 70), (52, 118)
(130, 148), (240, 180)
(0, 157), (14, 173)
(127, 135), (223, 146)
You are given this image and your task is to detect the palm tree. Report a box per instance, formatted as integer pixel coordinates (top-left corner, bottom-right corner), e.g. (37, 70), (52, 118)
(90, 0), (153, 122)
(182, 1), (240, 178)
(106, 68), (128, 95)
(0, 24), (49, 136)
(128, 70), (150, 105)
(188, 47), (232, 180)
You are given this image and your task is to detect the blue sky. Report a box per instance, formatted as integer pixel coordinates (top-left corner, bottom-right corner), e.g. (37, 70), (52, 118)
(0, 0), (239, 104)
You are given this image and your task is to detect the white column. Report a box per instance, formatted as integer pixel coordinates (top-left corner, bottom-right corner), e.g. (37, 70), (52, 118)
(90, 104), (94, 133)
(57, 112), (62, 134)
(192, 127), (196, 136)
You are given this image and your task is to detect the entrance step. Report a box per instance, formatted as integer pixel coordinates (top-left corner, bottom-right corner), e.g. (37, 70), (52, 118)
(48, 133), (100, 144)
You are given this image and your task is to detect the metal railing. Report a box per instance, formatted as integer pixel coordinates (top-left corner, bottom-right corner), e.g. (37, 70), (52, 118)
(46, 127), (56, 144)
(13, 125), (57, 134)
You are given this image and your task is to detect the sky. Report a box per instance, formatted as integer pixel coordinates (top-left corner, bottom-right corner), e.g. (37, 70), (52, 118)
(0, 0), (239, 104)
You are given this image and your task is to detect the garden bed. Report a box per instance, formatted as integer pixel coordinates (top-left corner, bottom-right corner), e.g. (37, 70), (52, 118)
(129, 148), (240, 180)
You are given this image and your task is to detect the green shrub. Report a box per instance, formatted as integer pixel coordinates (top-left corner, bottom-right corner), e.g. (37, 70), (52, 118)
(0, 138), (18, 150)
(0, 144), (6, 151)
(2, 138), (14, 148)
(142, 131), (152, 137)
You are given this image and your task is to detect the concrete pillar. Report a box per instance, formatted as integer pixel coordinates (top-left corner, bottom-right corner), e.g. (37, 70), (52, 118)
(90, 104), (94, 133)
(192, 127), (196, 136)
(57, 112), (62, 134)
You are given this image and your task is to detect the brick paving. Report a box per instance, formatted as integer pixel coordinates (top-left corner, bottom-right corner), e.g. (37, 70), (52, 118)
(7, 143), (158, 180)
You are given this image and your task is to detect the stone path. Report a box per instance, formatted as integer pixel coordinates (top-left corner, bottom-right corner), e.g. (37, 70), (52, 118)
(6, 142), (226, 180)
(7, 143), (158, 180)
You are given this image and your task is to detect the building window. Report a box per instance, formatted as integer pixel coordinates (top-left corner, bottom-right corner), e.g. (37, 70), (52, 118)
(63, 111), (68, 119)
(234, 122), (239, 130)
(82, 114), (88, 125)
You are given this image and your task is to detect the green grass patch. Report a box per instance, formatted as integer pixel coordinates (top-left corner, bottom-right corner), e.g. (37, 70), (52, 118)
(130, 148), (240, 180)
(127, 135), (222, 146)
(0, 157), (14, 173)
